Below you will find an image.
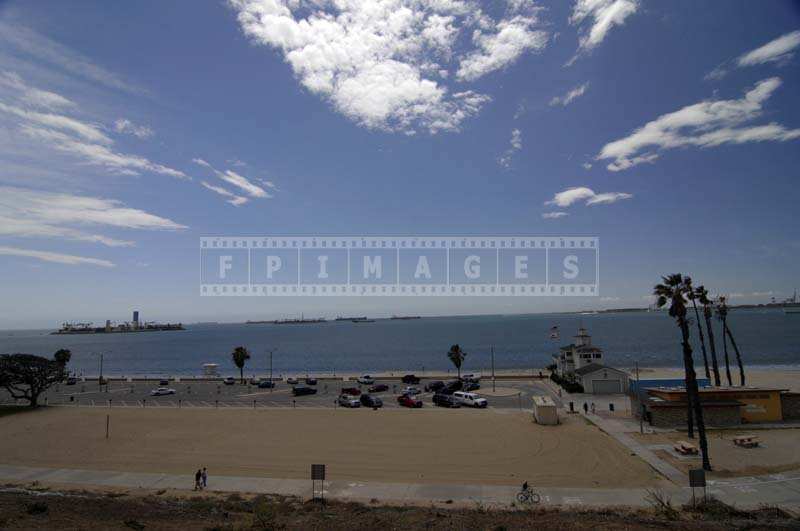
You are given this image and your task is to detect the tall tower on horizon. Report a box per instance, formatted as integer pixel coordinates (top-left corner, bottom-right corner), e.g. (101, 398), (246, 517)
(133, 310), (139, 329)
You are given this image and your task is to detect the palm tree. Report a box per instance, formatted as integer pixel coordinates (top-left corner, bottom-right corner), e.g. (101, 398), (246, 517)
(446, 344), (467, 379)
(654, 274), (711, 471)
(697, 287), (721, 387)
(231, 346), (251, 383)
(715, 297), (734, 386)
(716, 296), (745, 386)
(53, 348), (71, 368)
(685, 279), (710, 380)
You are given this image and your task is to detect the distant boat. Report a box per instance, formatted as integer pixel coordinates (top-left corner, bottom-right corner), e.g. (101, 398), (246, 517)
(352, 319), (376, 323)
(390, 315), (421, 320)
(336, 316), (368, 321)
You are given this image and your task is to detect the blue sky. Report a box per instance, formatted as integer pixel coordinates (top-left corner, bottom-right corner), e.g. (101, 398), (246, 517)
(1, 0), (799, 329)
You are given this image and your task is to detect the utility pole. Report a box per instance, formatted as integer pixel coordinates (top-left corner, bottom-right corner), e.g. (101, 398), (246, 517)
(268, 348), (277, 393)
(99, 353), (104, 389)
(491, 346), (496, 393)
(635, 361), (643, 434)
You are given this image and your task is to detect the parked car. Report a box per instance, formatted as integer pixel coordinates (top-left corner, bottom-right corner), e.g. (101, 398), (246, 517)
(401, 386), (421, 395)
(341, 387), (361, 396)
(223, 377), (236, 385)
(452, 391), (488, 408)
(357, 375), (375, 385)
(368, 384), (389, 393)
(338, 394), (361, 408)
(151, 387), (176, 396)
(442, 380), (463, 394)
(249, 377), (261, 385)
(401, 374), (421, 384)
(305, 377), (318, 385)
(461, 374), (481, 383)
(432, 393), (461, 408)
(159, 379), (170, 386)
(397, 394), (423, 408)
(66, 376), (78, 385)
(258, 380), (275, 389)
(463, 382), (480, 392)
(286, 377), (299, 385)
(292, 385), (317, 396)
(424, 380), (445, 392)
(360, 394), (383, 408)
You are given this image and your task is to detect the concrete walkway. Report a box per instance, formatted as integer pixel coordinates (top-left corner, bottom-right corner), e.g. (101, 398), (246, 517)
(2, 464), (800, 511)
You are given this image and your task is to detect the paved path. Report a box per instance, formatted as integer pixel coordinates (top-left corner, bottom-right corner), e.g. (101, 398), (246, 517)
(2, 464), (800, 511)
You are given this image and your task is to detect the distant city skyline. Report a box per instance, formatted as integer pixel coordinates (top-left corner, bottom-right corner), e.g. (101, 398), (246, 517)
(1, 1), (799, 329)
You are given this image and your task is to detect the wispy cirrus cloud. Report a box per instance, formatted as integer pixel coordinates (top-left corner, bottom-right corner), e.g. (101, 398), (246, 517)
(542, 211), (568, 219)
(706, 30), (800, 81)
(549, 82), (589, 107)
(114, 118), (153, 139)
(0, 22), (145, 95)
(0, 71), (74, 110)
(568, 0), (639, 63)
(597, 77), (800, 171)
(0, 245), (114, 267)
(192, 158), (269, 205)
(201, 181), (248, 206)
(0, 186), (187, 247)
(498, 128), (523, 168)
(228, 0), (548, 134)
(545, 186), (632, 207)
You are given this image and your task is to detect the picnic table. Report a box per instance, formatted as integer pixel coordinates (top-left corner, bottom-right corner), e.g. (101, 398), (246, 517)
(733, 435), (760, 448)
(674, 440), (699, 455)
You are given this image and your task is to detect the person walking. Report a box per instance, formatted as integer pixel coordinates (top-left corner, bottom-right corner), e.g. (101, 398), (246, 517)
(582, 402), (588, 414)
(590, 402), (596, 414)
(194, 469), (202, 491)
(202, 467), (208, 489)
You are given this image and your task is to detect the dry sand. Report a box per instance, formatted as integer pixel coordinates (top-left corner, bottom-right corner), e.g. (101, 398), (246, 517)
(632, 428), (800, 478)
(0, 407), (665, 488)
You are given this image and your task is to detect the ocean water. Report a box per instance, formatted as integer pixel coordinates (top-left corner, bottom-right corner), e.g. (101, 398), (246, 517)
(0, 310), (798, 377)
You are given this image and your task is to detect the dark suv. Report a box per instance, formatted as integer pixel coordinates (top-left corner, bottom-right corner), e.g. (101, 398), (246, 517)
(360, 394), (383, 408)
(292, 385), (317, 396)
(401, 374), (420, 384)
(442, 380), (463, 394)
(433, 393), (461, 408)
(424, 380), (445, 392)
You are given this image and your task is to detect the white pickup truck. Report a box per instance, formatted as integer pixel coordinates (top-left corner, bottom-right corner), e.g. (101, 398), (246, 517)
(452, 391), (488, 408)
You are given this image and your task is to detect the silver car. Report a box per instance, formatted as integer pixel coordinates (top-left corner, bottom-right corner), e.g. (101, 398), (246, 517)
(151, 387), (176, 396)
(338, 394), (361, 408)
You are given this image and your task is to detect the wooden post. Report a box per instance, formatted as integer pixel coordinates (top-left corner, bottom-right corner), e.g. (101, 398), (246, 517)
(106, 414), (109, 439)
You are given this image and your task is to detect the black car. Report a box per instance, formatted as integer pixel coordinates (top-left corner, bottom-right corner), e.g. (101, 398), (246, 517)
(258, 380), (275, 389)
(424, 380), (445, 392)
(401, 374), (420, 384)
(305, 377), (318, 385)
(442, 380), (463, 394)
(432, 393), (461, 408)
(368, 384), (389, 393)
(66, 376), (78, 385)
(292, 385), (317, 396)
(159, 379), (169, 386)
(360, 394), (383, 408)
(463, 382), (480, 392)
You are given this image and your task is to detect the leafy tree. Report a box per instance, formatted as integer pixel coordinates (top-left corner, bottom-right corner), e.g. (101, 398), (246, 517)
(53, 348), (71, 368)
(654, 274), (711, 471)
(716, 296), (745, 386)
(0, 354), (65, 407)
(231, 346), (251, 383)
(715, 297), (734, 386)
(685, 280), (710, 380)
(697, 287), (722, 386)
(446, 344), (467, 379)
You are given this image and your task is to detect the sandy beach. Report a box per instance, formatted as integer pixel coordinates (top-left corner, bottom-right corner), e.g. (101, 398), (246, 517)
(0, 406), (665, 489)
(633, 367), (800, 392)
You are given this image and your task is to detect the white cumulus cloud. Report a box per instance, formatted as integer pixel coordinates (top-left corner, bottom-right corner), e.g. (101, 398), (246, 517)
(498, 128), (523, 168)
(114, 118), (154, 139)
(228, 0), (548, 133)
(568, 0), (639, 62)
(597, 77), (800, 171)
(738, 30), (800, 67)
(545, 186), (632, 207)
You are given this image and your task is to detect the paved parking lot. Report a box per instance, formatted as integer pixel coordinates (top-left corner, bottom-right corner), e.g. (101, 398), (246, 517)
(1, 377), (560, 411)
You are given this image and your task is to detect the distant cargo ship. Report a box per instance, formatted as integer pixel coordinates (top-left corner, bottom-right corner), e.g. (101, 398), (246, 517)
(335, 316), (367, 321)
(390, 315), (421, 320)
(52, 311), (183, 334)
(247, 314), (326, 324)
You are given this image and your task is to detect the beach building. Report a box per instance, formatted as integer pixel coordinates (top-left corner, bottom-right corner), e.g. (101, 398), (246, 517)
(632, 385), (800, 427)
(532, 395), (558, 425)
(552, 327), (603, 376)
(574, 364), (630, 394)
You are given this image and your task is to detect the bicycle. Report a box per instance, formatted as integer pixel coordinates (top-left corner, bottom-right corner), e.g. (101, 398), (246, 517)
(516, 487), (541, 504)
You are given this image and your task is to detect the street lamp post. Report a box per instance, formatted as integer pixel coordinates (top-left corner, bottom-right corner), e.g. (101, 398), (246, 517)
(99, 353), (104, 389)
(491, 346), (496, 393)
(267, 348), (277, 393)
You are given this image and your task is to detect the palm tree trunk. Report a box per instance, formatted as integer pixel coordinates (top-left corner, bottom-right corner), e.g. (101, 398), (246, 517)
(691, 301), (710, 380)
(679, 317), (711, 471)
(240, 366), (244, 384)
(704, 311), (721, 386)
(724, 323), (745, 386)
(721, 315), (733, 386)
